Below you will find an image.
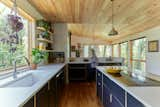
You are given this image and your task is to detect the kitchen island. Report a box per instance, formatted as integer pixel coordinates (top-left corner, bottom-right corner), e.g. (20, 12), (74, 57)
(96, 66), (160, 107)
(68, 57), (123, 81)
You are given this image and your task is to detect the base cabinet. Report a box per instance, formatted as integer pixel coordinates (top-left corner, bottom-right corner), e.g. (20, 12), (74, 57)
(127, 93), (145, 107)
(49, 77), (56, 107)
(103, 84), (110, 107)
(103, 77), (124, 107)
(96, 70), (103, 101)
(23, 97), (34, 107)
(23, 67), (65, 107)
(36, 84), (49, 107)
(99, 72), (145, 107)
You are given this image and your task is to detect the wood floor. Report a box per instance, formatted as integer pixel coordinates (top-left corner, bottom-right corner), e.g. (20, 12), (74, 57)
(59, 82), (103, 107)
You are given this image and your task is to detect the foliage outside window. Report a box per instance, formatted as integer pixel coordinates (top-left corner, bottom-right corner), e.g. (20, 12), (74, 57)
(83, 45), (112, 57)
(120, 42), (128, 69)
(0, 2), (29, 71)
(131, 38), (146, 74)
(113, 44), (119, 57)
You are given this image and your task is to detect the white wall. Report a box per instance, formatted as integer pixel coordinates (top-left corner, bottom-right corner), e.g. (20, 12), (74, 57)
(112, 26), (160, 80)
(53, 23), (69, 60)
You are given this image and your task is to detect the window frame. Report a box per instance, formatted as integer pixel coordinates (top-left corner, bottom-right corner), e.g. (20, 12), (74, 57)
(0, 1), (35, 74)
(130, 37), (146, 72)
(112, 43), (120, 57)
(120, 42), (129, 67)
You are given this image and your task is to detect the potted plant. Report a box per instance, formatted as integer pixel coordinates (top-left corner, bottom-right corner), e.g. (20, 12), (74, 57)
(31, 48), (48, 69)
(40, 31), (50, 39)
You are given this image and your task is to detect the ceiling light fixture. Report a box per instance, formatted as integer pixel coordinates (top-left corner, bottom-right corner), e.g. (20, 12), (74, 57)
(108, 0), (118, 36)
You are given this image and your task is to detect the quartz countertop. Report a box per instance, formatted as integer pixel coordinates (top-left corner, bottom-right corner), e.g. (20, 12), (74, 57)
(0, 64), (65, 107)
(68, 60), (122, 64)
(96, 66), (160, 107)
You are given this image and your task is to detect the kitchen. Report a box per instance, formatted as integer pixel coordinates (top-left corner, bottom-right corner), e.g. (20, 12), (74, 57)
(0, 0), (160, 107)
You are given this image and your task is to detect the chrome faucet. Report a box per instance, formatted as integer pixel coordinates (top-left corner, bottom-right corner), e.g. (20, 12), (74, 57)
(13, 56), (30, 78)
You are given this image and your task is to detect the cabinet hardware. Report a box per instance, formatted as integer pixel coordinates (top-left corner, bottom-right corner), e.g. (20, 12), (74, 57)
(98, 73), (100, 76)
(110, 94), (112, 103)
(98, 82), (101, 86)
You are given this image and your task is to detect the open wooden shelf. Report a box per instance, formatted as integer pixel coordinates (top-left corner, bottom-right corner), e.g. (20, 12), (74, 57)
(37, 38), (53, 44)
(40, 49), (55, 52)
(36, 27), (54, 35)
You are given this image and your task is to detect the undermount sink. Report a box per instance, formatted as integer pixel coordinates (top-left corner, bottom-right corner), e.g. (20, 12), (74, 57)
(0, 73), (39, 88)
(108, 72), (160, 87)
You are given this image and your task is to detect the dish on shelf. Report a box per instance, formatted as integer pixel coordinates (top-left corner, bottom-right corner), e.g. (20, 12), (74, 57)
(37, 38), (53, 44)
(37, 27), (53, 35)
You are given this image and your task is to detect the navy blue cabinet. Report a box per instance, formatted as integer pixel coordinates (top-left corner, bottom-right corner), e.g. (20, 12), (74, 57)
(96, 70), (103, 101)
(97, 69), (145, 107)
(110, 96), (123, 107)
(103, 75), (124, 107)
(103, 84), (110, 107)
(127, 93), (145, 107)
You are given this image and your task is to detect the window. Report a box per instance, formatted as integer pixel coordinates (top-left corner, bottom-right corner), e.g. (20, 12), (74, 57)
(131, 38), (146, 74)
(0, 2), (30, 71)
(120, 42), (128, 68)
(83, 45), (89, 57)
(113, 44), (119, 57)
(83, 45), (112, 57)
(104, 45), (112, 57)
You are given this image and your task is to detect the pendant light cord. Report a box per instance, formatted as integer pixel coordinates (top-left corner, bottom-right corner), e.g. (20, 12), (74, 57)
(13, 0), (17, 16)
(111, 0), (114, 29)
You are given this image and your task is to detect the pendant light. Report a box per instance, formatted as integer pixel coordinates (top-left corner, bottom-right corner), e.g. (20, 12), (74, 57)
(108, 0), (118, 36)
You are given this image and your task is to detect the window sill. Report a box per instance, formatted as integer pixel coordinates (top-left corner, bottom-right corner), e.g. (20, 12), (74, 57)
(0, 65), (29, 80)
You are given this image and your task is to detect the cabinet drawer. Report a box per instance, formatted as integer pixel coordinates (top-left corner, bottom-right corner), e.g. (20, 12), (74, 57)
(127, 93), (145, 107)
(96, 70), (102, 81)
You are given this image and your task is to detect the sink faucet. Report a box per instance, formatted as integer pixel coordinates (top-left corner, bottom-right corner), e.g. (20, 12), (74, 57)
(13, 56), (30, 78)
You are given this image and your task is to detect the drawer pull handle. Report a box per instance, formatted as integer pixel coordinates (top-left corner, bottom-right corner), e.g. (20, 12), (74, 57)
(98, 82), (101, 86)
(109, 94), (112, 103)
(98, 73), (101, 76)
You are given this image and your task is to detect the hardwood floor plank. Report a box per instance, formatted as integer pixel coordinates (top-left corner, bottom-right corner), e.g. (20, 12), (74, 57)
(59, 82), (102, 107)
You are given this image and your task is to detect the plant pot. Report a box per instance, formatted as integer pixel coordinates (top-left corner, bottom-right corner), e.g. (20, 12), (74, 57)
(31, 64), (37, 70)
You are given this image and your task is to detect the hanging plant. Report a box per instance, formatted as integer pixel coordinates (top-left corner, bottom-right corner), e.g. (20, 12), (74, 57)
(7, 0), (23, 33)
(7, 14), (23, 32)
(0, 0), (24, 54)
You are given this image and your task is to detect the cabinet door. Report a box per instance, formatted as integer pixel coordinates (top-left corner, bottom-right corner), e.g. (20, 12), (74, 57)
(49, 77), (56, 107)
(103, 74), (125, 106)
(127, 93), (145, 107)
(103, 84), (110, 107)
(97, 80), (102, 101)
(110, 96), (123, 107)
(23, 97), (34, 107)
(36, 84), (49, 107)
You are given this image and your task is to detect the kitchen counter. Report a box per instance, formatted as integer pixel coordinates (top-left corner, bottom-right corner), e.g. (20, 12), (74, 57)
(0, 64), (65, 107)
(68, 60), (122, 64)
(97, 66), (160, 107)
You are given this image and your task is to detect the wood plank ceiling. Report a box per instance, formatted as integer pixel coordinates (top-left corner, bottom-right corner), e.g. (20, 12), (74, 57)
(28, 0), (160, 42)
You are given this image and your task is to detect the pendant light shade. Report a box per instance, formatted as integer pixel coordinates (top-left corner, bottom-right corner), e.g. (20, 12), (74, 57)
(108, 0), (118, 36)
(108, 27), (118, 36)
